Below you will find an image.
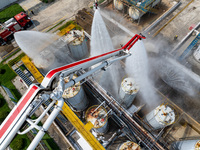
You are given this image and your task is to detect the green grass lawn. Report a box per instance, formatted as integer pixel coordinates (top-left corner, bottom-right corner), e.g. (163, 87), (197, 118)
(10, 134), (31, 150)
(0, 63), (21, 101)
(47, 20), (65, 32)
(8, 53), (25, 67)
(58, 20), (82, 31)
(0, 94), (11, 117)
(42, 134), (60, 150)
(1, 49), (21, 64)
(0, 4), (24, 23)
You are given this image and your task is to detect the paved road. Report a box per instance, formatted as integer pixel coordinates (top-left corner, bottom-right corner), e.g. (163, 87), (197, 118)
(18, 0), (92, 31)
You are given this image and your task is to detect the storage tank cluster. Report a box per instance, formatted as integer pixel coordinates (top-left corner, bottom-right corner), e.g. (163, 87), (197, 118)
(114, 0), (161, 20)
(63, 30), (89, 60)
(119, 77), (139, 108)
(85, 105), (109, 133)
(171, 139), (200, 150)
(62, 75), (88, 111)
(145, 104), (176, 130)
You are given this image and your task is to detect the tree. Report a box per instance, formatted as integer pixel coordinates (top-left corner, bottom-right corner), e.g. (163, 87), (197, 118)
(0, 69), (6, 74)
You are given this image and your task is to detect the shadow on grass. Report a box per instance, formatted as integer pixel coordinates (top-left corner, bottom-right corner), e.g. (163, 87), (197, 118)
(0, 97), (6, 107)
(45, 139), (60, 150)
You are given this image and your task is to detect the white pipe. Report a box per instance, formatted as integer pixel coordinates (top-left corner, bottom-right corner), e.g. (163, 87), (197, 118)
(0, 104), (33, 150)
(42, 48), (123, 88)
(18, 100), (56, 135)
(83, 31), (91, 40)
(27, 98), (64, 150)
(34, 100), (56, 125)
(64, 53), (130, 90)
(91, 101), (105, 115)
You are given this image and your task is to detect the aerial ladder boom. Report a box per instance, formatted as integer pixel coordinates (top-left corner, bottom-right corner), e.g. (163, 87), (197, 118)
(0, 34), (145, 150)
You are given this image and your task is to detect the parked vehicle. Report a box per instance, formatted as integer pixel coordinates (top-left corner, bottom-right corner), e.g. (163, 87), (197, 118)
(0, 12), (32, 45)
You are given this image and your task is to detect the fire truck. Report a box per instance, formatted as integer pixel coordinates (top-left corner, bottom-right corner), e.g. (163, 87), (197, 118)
(0, 12), (32, 45)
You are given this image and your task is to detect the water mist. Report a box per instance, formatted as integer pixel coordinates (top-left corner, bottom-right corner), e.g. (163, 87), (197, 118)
(14, 31), (74, 74)
(151, 56), (200, 96)
(90, 9), (121, 96)
(125, 40), (159, 107)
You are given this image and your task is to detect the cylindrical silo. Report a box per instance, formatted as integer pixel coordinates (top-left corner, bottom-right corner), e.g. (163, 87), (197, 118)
(65, 30), (89, 60)
(127, 0), (161, 20)
(33, 49), (55, 69)
(145, 104), (176, 130)
(119, 77), (139, 108)
(85, 105), (109, 133)
(128, 6), (142, 20)
(118, 141), (141, 150)
(62, 75), (88, 111)
(171, 139), (200, 150)
(114, 0), (124, 11)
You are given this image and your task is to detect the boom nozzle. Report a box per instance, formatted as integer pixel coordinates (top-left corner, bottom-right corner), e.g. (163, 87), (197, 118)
(139, 33), (146, 40)
(94, 0), (98, 9)
(122, 33), (146, 51)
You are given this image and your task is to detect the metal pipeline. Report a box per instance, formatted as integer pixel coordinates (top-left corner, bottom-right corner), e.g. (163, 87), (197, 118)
(41, 34), (144, 88)
(27, 98), (64, 150)
(64, 53), (130, 90)
(0, 104), (34, 150)
(18, 99), (56, 134)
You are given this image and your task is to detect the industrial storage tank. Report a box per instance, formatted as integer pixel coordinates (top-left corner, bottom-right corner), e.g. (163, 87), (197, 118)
(145, 104), (175, 130)
(119, 77), (139, 108)
(33, 49), (55, 68)
(127, 0), (161, 20)
(85, 105), (109, 133)
(128, 7), (141, 20)
(118, 141), (141, 150)
(171, 139), (200, 150)
(114, 0), (124, 11)
(64, 30), (89, 60)
(62, 75), (88, 111)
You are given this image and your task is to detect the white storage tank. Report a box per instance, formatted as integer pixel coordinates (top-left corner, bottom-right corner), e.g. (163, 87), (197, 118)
(33, 49), (55, 69)
(119, 77), (139, 108)
(145, 104), (175, 130)
(129, 6), (141, 20)
(64, 30), (89, 60)
(128, 0), (161, 20)
(62, 75), (88, 111)
(118, 141), (141, 150)
(171, 139), (200, 150)
(114, 0), (124, 11)
(85, 105), (109, 133)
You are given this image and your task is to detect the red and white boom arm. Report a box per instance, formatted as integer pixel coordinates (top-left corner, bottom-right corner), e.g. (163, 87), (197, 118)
(0, 34), (145, 150)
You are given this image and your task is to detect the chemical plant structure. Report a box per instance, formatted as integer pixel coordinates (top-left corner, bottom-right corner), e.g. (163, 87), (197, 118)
(1, 0), (200, 150)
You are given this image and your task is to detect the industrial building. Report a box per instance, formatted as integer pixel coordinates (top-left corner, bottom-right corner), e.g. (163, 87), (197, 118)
(1, 0), (200, 150)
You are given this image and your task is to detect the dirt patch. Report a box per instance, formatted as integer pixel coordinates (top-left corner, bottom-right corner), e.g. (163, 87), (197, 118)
(0, 44), (14, 58)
